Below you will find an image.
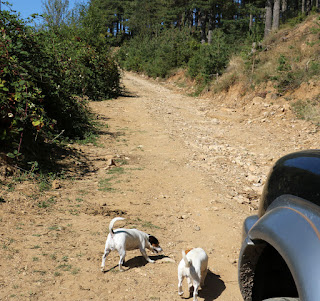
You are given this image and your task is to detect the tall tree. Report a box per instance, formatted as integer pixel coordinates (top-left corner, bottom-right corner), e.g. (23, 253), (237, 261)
(42, 0), (70, 28)
(281, 0), (287, 21)
(272, 0), (280, 30)
(127, 0), (163, 36)
(282, 0), (287, 12)
(264, 0), (273, 37)
(306, 0), (312, 13)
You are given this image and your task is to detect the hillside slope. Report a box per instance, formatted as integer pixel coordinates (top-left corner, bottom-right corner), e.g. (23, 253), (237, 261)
(169, 14), (320, 124)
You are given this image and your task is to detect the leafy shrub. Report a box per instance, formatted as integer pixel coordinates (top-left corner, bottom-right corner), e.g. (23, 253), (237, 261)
(277, 54), (292, 72)
(187, 30), (230, 83)
(117, 28), (198, 78)
(273, 54), (319, 93)
(287, 13), (307, 27)
(0, 11), (92, 159)
(39, 30), (121, 100)
(292, 97), (320, 125)
(0, 11), (52, 155)
(1, 9), (122, 164)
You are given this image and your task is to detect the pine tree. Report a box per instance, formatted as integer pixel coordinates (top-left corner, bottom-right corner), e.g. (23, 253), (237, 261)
(264, 0), (272, 37)
(272, 0), (280, 30)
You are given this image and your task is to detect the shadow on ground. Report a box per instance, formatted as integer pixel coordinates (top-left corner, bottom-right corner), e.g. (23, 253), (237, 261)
(124, 254), (167, 269)
(103, 255), (168, 273)
(180, 270), (226, 301)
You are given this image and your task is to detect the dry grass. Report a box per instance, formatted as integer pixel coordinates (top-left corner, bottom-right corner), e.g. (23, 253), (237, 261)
(212, 56), (247, 92)
(214, 14), (320, 94)
(292, 97), (320, 125)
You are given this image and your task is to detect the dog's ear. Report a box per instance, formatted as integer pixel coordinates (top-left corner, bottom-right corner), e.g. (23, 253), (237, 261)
(148, 235), (159, 246)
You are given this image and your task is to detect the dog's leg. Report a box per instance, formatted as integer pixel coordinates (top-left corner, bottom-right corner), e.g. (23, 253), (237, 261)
(200, 269), (207, 287)
(118, 249), (126, 271)
(187, 277), (194, 293)
(192, 280), (200, 301)
(140, 248), (154, 263)
(101, 248), (111, 272)
(178, 274), (184, 296)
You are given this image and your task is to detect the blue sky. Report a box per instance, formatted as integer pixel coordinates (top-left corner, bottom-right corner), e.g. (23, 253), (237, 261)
(6, 0), (87, 20)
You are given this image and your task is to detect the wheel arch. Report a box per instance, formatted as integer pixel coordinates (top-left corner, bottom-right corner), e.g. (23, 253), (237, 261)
(239, 195), (320, 301)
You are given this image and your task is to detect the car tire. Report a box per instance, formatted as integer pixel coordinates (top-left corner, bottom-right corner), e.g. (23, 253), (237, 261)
(263, 298), (299, 301)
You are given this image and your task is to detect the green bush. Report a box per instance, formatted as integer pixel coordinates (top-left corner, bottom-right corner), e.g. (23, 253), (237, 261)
(117, 27), (231, 83)
(0, 11), (59, 155)
(0, 10), (121, 163)
(273, 54), (319, 93)
(117, 28), (198, 78)
(39, 30), (121, 100)
(292, 97), (320, 125)
(187, 30), (231, 83)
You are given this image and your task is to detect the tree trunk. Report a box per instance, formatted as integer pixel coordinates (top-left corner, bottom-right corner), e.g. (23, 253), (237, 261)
(200, 10), (207, 44)
(272, 0), (280, 30)
(194, 9), (199, 28)
(302, 0), (305, 13)
(207, 16), (213, 44)
(198, 10), (202, 28)
(282, 0), (287, 21)
(249, 13), (253, 30)
(306, 0), (311, 13)
(208, 30), (213, 44)
(264, 0), (273, 37)
(207, 8), (215, 44)
(185, 9), (192, 28)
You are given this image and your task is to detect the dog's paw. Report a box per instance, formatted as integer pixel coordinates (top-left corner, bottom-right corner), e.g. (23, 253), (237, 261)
(178, 291), (184, 296)
(100, 266), (105, 272)
(148, 259), (155, 263)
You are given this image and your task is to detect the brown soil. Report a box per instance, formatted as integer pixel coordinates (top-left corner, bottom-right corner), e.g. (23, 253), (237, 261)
(1, 72), (320, 301)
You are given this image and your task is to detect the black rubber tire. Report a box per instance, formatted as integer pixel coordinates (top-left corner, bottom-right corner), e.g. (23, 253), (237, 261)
(263, 298), (299, 301)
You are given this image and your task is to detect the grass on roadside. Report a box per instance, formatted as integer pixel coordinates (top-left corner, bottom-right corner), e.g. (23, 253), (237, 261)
(292, 96), (320, 125)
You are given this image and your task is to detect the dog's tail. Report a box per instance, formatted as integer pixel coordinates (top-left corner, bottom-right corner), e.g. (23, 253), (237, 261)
(109, 217), (125, 236)
(182, 250), (192, 268)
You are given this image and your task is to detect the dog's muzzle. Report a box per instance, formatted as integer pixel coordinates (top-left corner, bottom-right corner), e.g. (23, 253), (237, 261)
(153, 246), (163, 253)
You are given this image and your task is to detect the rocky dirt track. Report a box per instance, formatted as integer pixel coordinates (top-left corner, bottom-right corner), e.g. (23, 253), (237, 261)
(1, 72), (319, 300)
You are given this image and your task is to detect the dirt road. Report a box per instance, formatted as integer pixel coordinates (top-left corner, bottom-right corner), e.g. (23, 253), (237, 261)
(1, 72), (319, 300)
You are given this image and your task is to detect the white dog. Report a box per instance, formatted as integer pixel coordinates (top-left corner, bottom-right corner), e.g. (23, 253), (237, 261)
(178, 248), (208, 301)
(101, 217), (163, 271)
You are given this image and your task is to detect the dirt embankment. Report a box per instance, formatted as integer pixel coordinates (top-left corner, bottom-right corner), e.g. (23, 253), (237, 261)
(1, 72), (320, 300)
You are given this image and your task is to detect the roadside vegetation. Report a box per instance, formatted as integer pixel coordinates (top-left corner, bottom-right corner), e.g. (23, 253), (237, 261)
(214, 14), (320, 93)
(0, 4), (121, 171)
(1, 0), (320, 175)
(109, 0), (320, 122)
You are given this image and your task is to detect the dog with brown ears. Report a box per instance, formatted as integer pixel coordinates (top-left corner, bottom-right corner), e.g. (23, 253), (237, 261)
(101, 217), (163, 272)
(178, 248), (208, 301)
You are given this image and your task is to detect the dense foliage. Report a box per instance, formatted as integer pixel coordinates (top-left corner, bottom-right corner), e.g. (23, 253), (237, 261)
(85, 0), (318, 83)
(40, 30), (121, 100)
(87, 0), (265, 81)
(117, 28), (198, 78)
(0, 9), (121, 164)
(187, 29), (232, 83)
(1, 0), (319, 168)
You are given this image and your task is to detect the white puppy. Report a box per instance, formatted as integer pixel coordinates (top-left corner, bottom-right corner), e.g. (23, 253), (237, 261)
(101, 217), (163, 271)
(178, 248), (208, 301)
